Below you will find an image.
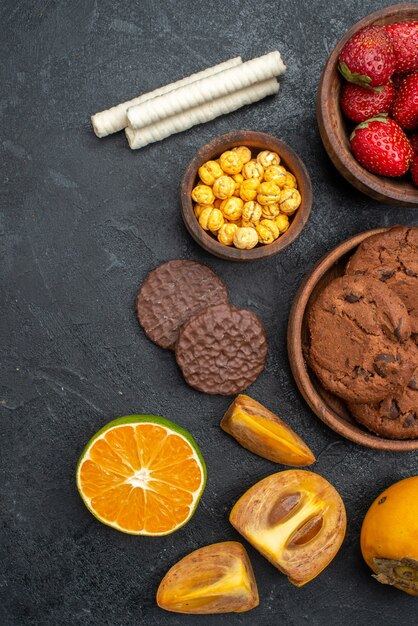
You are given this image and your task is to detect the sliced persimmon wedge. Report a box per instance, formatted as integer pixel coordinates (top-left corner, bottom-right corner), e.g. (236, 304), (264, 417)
(230, 470), (346, 586)
(157, 542), (259, 614)
(221, 395), (315, 466)
(76, 415), (206, 536)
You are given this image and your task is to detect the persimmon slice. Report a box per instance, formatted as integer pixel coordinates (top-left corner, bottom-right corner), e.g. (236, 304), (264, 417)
(157, 542), (259, 614)
(230, 470), (346, 586)
(76, 415), (206, 535)
(220, 395), (315, 466)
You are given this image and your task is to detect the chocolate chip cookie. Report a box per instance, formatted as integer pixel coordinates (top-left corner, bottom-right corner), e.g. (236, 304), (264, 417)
(348, 366), (418, 440)
(175, 303), (267, 395)
(346, 226), (418, 341)
(308, 275), (414, 403)
(136, 260), (228, 350)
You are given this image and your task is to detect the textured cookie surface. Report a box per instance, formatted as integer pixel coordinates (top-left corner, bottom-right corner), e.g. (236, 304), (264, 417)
(176, 303), (268, 395)
(136, 260), (228, 350)
(308, 275), (413, 403)
(348, 364), (418, 440)
(346, 226), (418, 341)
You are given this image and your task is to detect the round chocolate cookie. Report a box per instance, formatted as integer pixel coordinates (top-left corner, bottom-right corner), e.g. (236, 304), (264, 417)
(346, 226), (418, 341)
(175, 303), (267, 395)
(348, 366), (418, 440)
(308, 275), (414, 403)
(136, 260), (228, 350)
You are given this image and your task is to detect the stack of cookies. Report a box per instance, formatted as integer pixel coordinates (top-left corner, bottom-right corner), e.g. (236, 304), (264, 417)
(136, 260), (267, 395)
(308, 226), (418, 440)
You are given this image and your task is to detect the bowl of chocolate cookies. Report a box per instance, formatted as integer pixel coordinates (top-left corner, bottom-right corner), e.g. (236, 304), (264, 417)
(288, 226), (418, 451)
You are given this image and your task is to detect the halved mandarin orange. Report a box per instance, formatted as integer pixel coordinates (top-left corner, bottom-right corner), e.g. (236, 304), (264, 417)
(76, 415), (206, 536)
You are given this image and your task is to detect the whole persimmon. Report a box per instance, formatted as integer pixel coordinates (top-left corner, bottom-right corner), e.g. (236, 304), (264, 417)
(360, 476), (418, 596)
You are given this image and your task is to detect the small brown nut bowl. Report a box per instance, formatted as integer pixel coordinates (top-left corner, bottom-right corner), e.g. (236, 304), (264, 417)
(180, 131), (312, 261)
(287, 228), (418, 452)
(317, 3), (418, 208)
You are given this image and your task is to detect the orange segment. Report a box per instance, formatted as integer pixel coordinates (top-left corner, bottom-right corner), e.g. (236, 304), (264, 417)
(152, 457), (203, 491)
(76, 416), (206, 536)
(89, 438), (132, 477)
(79, 460), (126, 499)
(105, 425), (141, 470)
(135, 423), (168, 467)
(116, 487), (146, 533)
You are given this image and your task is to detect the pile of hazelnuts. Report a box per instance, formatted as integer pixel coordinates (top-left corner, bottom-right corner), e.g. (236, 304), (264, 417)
(191, 146), (301, 250)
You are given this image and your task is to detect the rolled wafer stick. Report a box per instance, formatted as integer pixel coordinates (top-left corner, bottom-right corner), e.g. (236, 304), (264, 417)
(91, 56), (242, 138)
(125, 79), (279, 150)
(127, 51), (285, 131)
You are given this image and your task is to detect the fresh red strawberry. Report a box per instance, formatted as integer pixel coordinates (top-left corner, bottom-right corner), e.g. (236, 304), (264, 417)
(391, 73), (406, 90)
(350, 115), (413, 177)
(339, 25), (395, 89)
(340, 81), (395, 123)
(385, 22), (418, 74)
(411, 156), (418, 186)
(409, 133), (418, 155)
(393, 73), (418, 131)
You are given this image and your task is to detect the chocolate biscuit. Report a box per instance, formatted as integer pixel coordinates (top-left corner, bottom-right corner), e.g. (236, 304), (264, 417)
(308, 275), (414, 403)
(348, 365), (418, 440)
(175, 303), (267, 395)
(136, 260), (228, 350)
(346, 226), (418, 341)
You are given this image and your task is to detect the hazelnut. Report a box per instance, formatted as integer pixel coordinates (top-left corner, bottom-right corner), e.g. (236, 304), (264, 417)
(256, 219), (279, 244)
(219, 150), (243, 175)
(276, 214), (290, 233)
(232, 145), (252, 165)
(220, 197), (244, 222)
(218, 223), (238, 246)
(279, 188), (301, 215)
(242, 159), (264, 181)
(261, 202), (280, 219)
(257, 182), (281, 205)
(257, 150), (280, 168)
(191, 184), (215, 206)
(213, 175), (235, 199)
(242, 201), (262, 227)
(198, 160), (223, 186)
(283, 172), (297, 189)
(233, 226), (259, 250)
(198, 207), (224, 233)
(194, 204), (207, 218)
(232, 173), (244, 197)
(239, 178), (260, 202)
(263, 165), (287, 187)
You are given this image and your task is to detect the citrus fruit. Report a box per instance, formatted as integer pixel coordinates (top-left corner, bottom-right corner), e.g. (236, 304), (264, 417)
(76, 415), (206, 536)
(360, 475), (418, 596)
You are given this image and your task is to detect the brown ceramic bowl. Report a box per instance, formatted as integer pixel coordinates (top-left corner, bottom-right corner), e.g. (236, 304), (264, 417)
(317, 3), (418, 207)
(180, 131), (312, 261)
(287, 228), (418, 451)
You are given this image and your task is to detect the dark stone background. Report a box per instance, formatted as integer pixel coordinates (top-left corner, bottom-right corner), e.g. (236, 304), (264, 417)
(1, 1), (417, 624)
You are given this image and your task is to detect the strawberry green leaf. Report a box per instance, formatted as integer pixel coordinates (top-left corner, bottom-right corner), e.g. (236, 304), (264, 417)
(338, 62), (383, 91)
(350, 114), (389, 140)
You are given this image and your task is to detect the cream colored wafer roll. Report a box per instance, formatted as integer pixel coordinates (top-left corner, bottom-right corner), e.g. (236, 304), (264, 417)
(127, 51), (285, 131)
(125, 79), (279, 150)
(91, 56), (242, 137)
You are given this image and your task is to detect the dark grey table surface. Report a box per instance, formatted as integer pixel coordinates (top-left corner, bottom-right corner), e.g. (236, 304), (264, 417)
(1, 1), (418, 624)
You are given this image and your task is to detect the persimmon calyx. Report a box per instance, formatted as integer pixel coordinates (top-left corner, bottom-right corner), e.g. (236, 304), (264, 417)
(373, 558), (418, 594)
